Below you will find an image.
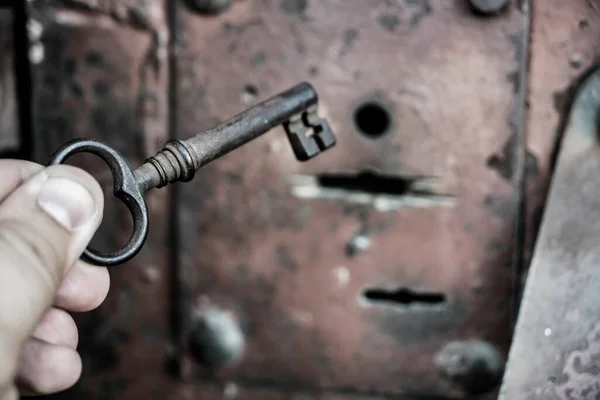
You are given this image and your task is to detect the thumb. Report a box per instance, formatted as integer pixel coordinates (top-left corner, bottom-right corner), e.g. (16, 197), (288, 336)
(0, 164), (103, 390)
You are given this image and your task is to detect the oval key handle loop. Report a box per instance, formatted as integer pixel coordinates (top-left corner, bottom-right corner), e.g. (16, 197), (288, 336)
(49, 139), (149, 267)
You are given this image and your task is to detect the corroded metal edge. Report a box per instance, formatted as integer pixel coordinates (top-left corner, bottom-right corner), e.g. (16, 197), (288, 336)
(500, 65), (600, 399)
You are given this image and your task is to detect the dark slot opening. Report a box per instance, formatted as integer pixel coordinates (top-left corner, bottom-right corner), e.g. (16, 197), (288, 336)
(317, 171), (414, 196)
(363, 287), (446, 306)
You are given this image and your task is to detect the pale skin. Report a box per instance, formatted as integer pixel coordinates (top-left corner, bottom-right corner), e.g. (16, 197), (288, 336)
(0, 160), (109, 399)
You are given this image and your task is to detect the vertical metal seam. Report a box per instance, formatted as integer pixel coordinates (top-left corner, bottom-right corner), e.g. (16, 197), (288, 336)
(167, 0), (186, 377)
(511, 0), (532, 328)
(13, 0), (34, 161)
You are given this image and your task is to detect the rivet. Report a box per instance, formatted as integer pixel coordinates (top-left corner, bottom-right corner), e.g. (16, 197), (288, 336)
(468, 0), (508, 16)
(188, 309), (245, 368)
(346, 232), (371, 257)
(570, 53), (583, 69)
(434, 340), (505, 395)
(140, 265), (160, 284)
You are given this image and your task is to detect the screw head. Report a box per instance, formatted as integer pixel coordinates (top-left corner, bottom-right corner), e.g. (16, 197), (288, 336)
(186, 0), (232, 15)
(188, 309), (245, 368)
(434, 340), (505, 395)
(468, 0), (508, 16)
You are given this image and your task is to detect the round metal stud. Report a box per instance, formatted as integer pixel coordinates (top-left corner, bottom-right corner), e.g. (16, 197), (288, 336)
(188, 309), (245, 368)
(434, 340), (505, 395)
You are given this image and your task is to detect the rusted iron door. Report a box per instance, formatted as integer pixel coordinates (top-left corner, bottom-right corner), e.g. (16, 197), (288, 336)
(1, 0), (593, 399)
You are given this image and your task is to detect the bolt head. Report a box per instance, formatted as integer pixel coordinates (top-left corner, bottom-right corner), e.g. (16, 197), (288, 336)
(434, 340), (505, 395)
(188, 309), (245, 368)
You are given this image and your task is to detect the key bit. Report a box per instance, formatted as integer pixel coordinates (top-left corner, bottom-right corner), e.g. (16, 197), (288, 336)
(49, 82), (337, 266)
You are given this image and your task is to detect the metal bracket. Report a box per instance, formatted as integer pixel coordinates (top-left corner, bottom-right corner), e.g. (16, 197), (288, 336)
(500, 67), (600, 399)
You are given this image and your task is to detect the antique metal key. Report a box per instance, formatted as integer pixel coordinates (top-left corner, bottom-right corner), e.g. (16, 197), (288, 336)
(49, 82), (336, 267)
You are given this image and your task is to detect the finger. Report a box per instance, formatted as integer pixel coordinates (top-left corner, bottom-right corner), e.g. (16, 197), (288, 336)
(0, 165), (102, 390)
(55, 260), (110, 312)
(0, 160), (43, 203)
(31, 308), (78, 349)
(0, 164), (104, 266)
(15, 338), (82, 396)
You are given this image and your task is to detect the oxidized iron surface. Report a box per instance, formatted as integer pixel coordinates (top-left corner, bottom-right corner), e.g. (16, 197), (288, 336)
(26, 2), (174, 400)
(523, 0), (600, 284)
(16, 0), (539, 399)
(174, 1), (528, 398)
(500, 67), (600, 400)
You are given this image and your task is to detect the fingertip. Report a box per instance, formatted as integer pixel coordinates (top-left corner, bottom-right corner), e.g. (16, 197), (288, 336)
(17, 339), (82, 395)
(32, 308), (78, 349)
(55, 261), (110, 312)
(0, 160), (44, 203)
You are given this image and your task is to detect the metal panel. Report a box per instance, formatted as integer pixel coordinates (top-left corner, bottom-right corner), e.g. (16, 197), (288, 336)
(500, 66), (600, 399)
(174, 1), (529, 398)
(499, 2), (600, 397)
(523, 0), (600, 282)
(22, 0), (544, 398)
(0, 7), (20, 155)
(27, 2), (173, 400)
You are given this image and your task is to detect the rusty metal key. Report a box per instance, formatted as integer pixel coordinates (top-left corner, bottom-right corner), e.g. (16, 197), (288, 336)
(49, 82), (336, 266)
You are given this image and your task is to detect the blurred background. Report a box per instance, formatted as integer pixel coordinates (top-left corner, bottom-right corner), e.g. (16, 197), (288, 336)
(0, 0), (598, 399)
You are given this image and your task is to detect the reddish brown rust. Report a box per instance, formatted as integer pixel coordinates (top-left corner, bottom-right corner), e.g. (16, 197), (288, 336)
(174, 1), (527, 398)
(11, 0), (561, 399)
(27, 2), (173, 400)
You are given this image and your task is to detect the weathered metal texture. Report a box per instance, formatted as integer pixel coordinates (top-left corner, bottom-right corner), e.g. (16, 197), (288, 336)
(499, 66), (600, 399)
(27, 2), (173, 400)
(23, 0), (536, 399)
(174, 1), (529, 398)
(0, 8), (20, 155)
(523, 0), (600, 283)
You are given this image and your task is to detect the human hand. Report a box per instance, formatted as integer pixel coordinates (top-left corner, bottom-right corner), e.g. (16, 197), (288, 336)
(0, 160), (110, 399)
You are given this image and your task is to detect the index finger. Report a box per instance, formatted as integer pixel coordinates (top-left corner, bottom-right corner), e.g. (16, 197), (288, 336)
(0, 160), (44, 203)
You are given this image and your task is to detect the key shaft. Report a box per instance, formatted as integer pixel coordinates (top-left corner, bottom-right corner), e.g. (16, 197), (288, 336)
(48, 81), (336, 266)
(134, 82), (332, 192)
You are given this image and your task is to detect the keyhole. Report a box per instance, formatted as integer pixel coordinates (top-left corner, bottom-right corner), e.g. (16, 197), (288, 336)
(353, 102), (391, 139)
(362, 287), (446, 307)
(316, 170), (413, 196)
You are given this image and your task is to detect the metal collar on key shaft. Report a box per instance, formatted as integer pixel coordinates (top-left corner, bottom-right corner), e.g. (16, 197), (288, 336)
(49, 82), (336, 267)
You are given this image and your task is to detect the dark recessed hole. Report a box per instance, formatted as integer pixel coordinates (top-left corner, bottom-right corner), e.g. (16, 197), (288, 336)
(317, 171), (412, 196)
(244, 84), (258, 97)
(363, 287), (446, 306)
(241, 84), (259, 105)
(354, 102), (391, 138)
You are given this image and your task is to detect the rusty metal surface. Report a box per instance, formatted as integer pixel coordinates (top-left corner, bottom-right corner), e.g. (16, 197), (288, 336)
(502, 4), (600, 398)
(174, 1), (529, 398)
(19, 0), (539, 399)
(500, 66), (600, 400)
(26, 2), (174, 400)
(0, 8), (20, 155)
(523, 0), (600, 281)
